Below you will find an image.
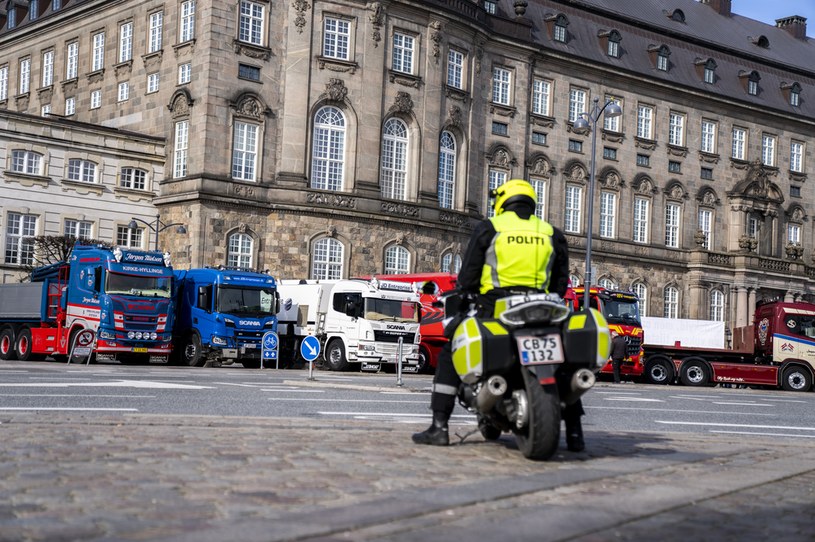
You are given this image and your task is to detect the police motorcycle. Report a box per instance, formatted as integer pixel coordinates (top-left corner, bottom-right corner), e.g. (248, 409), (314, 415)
(444, 291), (611, 460)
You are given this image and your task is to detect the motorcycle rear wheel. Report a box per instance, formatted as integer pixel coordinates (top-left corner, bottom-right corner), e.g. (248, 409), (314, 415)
(514, 369), (560, 460)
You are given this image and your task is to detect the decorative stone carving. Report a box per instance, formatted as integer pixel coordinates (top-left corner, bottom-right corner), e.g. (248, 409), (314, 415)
(529, 157), (552, 177)
(168, 91), (194, 118)
(694, 229), (707, 247)
(447, 105), (462, 127)
(785, 242), (803, 260)
(600, 171), (621, 189)
(322, 78), (348, 103)
(367, 2), (384, 46)
(326, 225), (337, 237)
(292, 0), (311, 34)
(739, 235), (757, 252)
(567, 164), (587, 183)
(492, 149), (511, 168)
(429, 21), (443, 62)
(233, 95), (265, 119)
(514, 0), (528, 16)
(388, 91), (414, 115)
(635, 177), (654, 194)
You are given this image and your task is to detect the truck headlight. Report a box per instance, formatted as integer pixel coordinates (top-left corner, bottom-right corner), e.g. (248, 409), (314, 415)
(135, 332), (143, 339)
(150, 332), (158, 340)
(127, 331), (135, 339)
(212, 336), (228, 346)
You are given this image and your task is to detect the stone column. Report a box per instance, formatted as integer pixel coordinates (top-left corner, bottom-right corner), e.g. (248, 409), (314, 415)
(735, 286), (748, 327)
(748, 288), (757, 324)
(785, 291), (795, 302)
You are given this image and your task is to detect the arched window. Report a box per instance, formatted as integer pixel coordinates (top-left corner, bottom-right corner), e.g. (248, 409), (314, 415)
(227, 232), (253, 269)
(633, 282), (648, 317)
(311, 237), (344, 280)
(437, 131), (456, 209)
(710, 290), (725, 321)
(569, 274), (581, 288)
(599, 278), (616, 290)
(380, 118), (409, 200)
(384, 245), (410, 274)
(441, 252), (462, 273)
(663, 286), (679, 318)
(311, 106), (346, 191)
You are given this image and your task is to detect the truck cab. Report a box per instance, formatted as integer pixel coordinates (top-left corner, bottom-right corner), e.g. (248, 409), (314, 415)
(174, 268), (279, 367)
(277, 279), (421, 372)
(572, 286), (644, 377)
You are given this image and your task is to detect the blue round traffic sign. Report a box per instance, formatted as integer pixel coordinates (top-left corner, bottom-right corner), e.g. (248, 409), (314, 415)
(300, 335), (321, 362)
(262, 331), (279, 360)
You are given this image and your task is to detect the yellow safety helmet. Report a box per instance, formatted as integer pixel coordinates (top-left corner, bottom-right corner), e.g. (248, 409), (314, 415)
(490, 179), (537, 215)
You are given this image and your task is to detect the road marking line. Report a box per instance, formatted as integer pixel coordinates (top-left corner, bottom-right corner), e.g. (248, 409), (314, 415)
(603, 397), (664, 402)
(0, 380), (212, 390)
(0, 407), (138, 412)
(213, 382), (263, 388)
(585, 406), (774, 416)
(0, 394), (154, 398)
(261, 388), (325, 393)
(710, 430), (815, 439)
(318, 411), (473, 418)
(712, 401), (773, 407)
(273, 398), (426, 403)
(655, 420), (815, 431)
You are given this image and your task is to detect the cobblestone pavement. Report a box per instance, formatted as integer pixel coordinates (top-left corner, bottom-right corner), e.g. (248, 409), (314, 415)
(1, 411), (814, 542)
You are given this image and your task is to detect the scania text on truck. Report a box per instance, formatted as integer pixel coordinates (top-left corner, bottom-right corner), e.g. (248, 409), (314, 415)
(276, 278), (421, 372)
(361, 273), (457, 374)
(173, 268), (280, 367)
(0, 245), (174, 364)
(642, 300), (815, 392)
(571, 286), (644, 379)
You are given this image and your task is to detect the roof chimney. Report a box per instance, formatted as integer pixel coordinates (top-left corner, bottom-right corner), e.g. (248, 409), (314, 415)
(776, 16), (807, 40)
(699, 0), (731, 17)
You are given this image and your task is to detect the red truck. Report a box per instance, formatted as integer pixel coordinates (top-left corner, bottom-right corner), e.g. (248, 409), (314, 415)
(641, 300), (815, 392)
(366, 273), (457, 374)
(571, 286), (645, 380)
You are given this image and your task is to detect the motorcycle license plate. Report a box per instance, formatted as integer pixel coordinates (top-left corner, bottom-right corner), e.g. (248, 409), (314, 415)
(516, 334), (564, 365)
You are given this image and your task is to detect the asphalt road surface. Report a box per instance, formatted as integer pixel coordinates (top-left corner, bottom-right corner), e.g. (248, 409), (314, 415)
(2, 360), (815, 541)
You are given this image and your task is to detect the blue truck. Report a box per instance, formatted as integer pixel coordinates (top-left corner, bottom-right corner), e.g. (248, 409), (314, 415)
(0, 245), (175, 364)
(173, 268), (281, 367)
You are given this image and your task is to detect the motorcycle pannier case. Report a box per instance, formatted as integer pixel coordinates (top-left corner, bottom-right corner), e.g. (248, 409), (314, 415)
(450, 316), (512, 383)
(562, 308), (611, 370)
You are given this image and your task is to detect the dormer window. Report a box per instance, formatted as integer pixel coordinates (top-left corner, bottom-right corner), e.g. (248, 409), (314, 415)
(7, 7), (16, 28)
(751, 35), (770, 48)
(739, 70), (761, 96)
(649, 44), (670, 71)
(603, 30), (622, 58)
(29, 0), (38, 21)
(545, 14), (569, 43)
(783, 82), (802, 107)
(657, 51), (668, 71)
(484, 1), (496, 15)
(696, 58), (717, 84)
(668, 9), (685, 22)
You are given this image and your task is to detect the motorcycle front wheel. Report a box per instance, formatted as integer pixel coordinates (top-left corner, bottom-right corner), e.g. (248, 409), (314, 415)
(514, 368), (561, 460)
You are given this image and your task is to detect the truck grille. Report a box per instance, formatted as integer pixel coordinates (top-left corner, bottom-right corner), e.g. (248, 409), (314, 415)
(627, 336), (642, 356)
(373, 331), (417, 344)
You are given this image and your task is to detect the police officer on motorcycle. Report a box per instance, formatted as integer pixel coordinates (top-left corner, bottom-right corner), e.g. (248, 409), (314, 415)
(412, 179), (587, 452)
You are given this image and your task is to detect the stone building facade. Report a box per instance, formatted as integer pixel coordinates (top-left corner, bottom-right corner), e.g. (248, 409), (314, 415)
(1, 0), (814, 333)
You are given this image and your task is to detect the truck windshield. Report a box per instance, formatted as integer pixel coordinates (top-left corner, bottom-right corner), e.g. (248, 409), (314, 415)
(364, 298), (419, 323)
(106, 271), (172, 298)
(603, 299), (641, 325)
(216, 286), (276, 316)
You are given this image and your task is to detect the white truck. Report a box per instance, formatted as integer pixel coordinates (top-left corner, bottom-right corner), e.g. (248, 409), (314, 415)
(276, 278), (422, 372)
(641, 316), (725, 349)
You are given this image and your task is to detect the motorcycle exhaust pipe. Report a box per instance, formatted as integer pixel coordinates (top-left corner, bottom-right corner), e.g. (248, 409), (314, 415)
(476, 375), (508, 411)
(561, 368), (596, 405)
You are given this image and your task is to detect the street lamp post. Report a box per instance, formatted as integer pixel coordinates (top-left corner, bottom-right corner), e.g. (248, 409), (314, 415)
(572, 97), (622, 311)
(128, 214), (187, 251)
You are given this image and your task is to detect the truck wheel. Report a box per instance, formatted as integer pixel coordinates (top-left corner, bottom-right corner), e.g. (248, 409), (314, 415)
(781, 366), (812, 392)
(417, 346), (433, 374)
(680, 358), (710, 387)
(181, 333), (205, 367)
(0, 328), (17, 360)
(15, 328), (40, 362)
(324, 339), (349, 371)
(644, 356), (675, 385)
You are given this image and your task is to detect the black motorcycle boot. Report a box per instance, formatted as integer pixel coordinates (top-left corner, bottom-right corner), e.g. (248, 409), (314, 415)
(412, 411), (450, 446)
(565, 416), (585, 452)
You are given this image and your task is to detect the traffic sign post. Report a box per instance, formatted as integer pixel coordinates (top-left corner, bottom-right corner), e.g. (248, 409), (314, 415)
(68, 329), (96, 366)
(300, 335), (321, 381)
(261, 331), (279, 370)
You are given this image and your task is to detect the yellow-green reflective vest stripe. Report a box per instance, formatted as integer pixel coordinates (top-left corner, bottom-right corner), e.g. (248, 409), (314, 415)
(480, 212), (555, 295)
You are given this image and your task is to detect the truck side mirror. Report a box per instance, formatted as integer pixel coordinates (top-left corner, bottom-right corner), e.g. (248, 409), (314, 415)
(197, 286), (212, 312)
(93, 267), (102, 293)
